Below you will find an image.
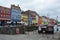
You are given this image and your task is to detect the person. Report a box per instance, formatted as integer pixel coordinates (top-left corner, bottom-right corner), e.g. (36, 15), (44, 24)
(38, 25), (42, 34)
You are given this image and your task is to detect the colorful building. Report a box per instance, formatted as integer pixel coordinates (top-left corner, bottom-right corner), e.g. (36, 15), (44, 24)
(26, 10), (39, 24)
(38, 16), (49, 25)
(21, 11), (28, 24)
(21, 10), (39, 26)
(31, 12), (39, 24)
(0, 6), (10, 25)
(10, 5), (21, 22)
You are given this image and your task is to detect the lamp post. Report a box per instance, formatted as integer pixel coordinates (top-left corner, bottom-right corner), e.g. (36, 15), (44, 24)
(56, 16), (58, 25)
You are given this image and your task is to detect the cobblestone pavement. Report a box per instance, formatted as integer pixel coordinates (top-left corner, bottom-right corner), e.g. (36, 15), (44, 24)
(0, 30), (60, 40)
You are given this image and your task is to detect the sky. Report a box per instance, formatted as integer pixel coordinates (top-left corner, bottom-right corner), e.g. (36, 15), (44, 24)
(0, 0), (60, 21)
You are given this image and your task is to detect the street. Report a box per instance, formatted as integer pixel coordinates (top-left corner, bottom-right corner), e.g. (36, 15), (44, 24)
(0, 30), (60, 40)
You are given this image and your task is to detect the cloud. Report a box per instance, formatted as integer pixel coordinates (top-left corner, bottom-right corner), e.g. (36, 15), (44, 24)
(21, 0), (59, 16)
(0, 0), (60, 21)
(0, 0), (21, 8)
(21, 0), (57, 10)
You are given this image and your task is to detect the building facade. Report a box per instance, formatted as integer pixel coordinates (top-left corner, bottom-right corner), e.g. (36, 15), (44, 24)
(0, 6), (10, 25)
(28, 10), (39, 24)
(10, 5), (21, 22)
(0, 6), (10, 20)
(21, 11), (28, 24)
(21, 10), (39, 26)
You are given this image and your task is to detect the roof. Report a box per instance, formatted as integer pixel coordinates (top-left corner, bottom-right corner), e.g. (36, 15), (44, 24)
(0, 6), (10, 10)
(42, 16), (48, 19)
(22, 10), (40, 17)
(11, 5), (21, 10)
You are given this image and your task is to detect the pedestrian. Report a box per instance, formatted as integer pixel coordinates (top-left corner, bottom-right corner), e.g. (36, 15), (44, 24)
(38, 24), (42, 34)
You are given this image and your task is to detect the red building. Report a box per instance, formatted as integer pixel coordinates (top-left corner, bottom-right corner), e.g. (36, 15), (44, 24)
(0, 6), (10, 25)
(0, 6), (10, 21)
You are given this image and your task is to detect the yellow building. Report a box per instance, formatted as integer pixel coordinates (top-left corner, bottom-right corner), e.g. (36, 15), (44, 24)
(21, 10), (40, 26)
(21, 11), (28, 23)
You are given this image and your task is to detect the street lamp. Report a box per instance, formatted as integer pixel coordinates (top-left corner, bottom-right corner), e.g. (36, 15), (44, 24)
(56, 16), (58, 25)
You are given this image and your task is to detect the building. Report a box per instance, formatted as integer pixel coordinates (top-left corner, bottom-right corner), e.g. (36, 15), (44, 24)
(49, 18), (56, 24)
(30, 10), (39, 24)
(42, 16), (48, 22)
(38, 16), (49, 25)
(21, 10), (39, 26)
(0, 6), (10, 25)
(21, 11), (28, 24)
(10, 5), (21, 22)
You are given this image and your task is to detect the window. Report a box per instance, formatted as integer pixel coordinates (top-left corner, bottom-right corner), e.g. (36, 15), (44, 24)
(1, 10), (2, 13)
(4, 10), (6, 13)
(6, 16), (10, 19)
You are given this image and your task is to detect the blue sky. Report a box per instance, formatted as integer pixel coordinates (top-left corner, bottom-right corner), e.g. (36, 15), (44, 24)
(0, 0), (60, 21)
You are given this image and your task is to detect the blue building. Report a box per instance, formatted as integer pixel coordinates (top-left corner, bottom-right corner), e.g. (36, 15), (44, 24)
(10, 5), (21, 22)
